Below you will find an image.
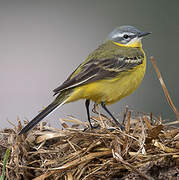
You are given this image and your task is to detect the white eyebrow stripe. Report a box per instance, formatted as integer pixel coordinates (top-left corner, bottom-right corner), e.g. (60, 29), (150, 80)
(112, 32), (135, 39)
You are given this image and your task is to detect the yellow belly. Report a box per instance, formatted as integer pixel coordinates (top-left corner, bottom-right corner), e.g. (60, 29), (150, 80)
(66, 58), (146, 105)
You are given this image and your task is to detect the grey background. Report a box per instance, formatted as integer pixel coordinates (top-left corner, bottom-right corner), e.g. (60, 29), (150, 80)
(0, 0), (179, 129)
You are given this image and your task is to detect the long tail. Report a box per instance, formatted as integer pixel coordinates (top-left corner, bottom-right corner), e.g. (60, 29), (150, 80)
(18, 91), (71, 135)
(18, 102), (59, 135)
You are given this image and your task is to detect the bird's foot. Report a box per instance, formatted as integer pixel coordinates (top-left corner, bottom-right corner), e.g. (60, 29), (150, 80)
(83, 123), (100, 132)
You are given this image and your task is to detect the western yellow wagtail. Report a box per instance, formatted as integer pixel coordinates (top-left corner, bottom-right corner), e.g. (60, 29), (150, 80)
(19, 25), (150, 135)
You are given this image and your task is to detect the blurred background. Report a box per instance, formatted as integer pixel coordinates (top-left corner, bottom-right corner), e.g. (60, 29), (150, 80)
(0, 0), (179, 129)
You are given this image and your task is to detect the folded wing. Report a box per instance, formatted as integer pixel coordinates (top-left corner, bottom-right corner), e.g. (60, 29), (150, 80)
(53, 54), (144, 95)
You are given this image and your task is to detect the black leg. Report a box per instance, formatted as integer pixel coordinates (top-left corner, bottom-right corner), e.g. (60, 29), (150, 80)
(85, 99), (93, 128)
(101, 102), (124, 130)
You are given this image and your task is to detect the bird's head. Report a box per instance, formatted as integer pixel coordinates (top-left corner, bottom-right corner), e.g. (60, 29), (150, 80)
(108, 25), (151, 47)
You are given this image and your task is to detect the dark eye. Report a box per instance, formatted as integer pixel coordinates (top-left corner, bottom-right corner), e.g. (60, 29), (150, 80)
(123, 34), (129, 39)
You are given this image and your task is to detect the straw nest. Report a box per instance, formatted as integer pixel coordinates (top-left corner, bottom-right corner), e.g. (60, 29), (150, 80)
(0, 57), (178, 180)
(0, 107), (179, 180)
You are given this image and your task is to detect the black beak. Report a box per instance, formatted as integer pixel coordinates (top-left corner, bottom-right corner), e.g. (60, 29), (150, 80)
(138, 32), (151, 38)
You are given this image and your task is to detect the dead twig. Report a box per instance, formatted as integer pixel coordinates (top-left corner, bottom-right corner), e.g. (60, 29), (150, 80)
(150, 56), (179, 121)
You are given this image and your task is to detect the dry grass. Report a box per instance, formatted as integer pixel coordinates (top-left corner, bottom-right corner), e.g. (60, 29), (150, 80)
(0, 57), (178, 180)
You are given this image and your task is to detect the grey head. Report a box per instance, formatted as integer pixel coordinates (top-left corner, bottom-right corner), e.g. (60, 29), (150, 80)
(108, 25), (151, 45)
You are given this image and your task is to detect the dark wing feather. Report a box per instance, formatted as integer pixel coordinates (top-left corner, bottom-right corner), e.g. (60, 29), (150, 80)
(53, 55), (144, 95)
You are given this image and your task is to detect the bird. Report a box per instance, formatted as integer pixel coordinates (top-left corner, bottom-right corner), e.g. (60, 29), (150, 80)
(19, 25), (151, 135)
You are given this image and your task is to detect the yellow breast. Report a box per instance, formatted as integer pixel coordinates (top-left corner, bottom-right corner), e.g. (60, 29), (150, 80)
(66, 55), (146, 105)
